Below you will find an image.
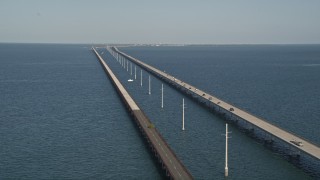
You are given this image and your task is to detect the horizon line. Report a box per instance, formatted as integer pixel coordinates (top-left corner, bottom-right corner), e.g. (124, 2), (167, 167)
(1, 41), (320, 46)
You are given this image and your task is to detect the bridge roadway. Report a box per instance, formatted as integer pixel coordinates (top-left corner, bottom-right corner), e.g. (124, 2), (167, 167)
(92, 48), (193, 180)
(112, 47), (320, 160)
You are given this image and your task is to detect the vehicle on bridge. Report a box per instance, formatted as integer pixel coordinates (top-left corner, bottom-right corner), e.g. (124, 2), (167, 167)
(290, 140), (303, 147)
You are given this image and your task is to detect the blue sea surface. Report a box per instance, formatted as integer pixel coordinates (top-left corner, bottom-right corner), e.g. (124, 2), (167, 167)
(0, 44), (162, 179)
(1, 43), (319, 179)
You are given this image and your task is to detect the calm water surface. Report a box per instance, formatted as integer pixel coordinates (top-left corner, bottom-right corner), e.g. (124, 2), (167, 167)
(0, 44), (162, 179)
(1, 43), (319, 179)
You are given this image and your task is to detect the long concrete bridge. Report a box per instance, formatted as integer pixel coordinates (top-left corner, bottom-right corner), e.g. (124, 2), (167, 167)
(111, 46), (320, 161)
(92, 48), (193, 180)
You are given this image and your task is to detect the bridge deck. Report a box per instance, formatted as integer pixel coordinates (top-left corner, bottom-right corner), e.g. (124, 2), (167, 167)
(113, 47), (320, 160)
(93, 48), (193, 180)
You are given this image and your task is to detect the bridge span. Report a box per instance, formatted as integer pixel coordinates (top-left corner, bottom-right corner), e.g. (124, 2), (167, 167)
(92, 48), (193, 180)
(111, 46), (320, 161)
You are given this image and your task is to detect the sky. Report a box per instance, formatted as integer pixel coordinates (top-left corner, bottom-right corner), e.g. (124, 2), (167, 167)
(0, 0), (320, 44)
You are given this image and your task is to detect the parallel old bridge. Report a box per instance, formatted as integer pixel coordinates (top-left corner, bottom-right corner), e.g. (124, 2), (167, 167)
(111, 46), (320, 162)
(92, 48), (193, 180)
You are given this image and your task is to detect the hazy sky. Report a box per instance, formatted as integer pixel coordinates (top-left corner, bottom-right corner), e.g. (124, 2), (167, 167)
(1, 0), (320, 44)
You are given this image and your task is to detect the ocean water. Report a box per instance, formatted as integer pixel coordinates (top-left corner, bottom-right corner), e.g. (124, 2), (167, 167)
(1, 43), (319, 179)
(0, 44), (162, 179)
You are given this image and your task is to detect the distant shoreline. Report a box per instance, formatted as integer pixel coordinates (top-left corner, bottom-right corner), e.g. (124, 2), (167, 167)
(1, 42), (320, 46)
